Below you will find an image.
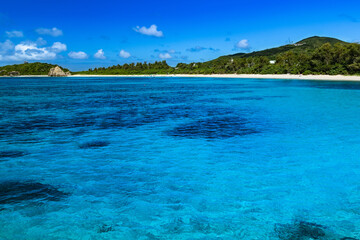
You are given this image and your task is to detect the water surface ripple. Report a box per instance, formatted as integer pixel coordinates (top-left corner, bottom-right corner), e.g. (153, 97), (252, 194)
(1, 77), (360, 239)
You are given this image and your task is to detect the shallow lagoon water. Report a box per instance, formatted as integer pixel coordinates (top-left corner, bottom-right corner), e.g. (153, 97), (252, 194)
(1, 77), (360, 239)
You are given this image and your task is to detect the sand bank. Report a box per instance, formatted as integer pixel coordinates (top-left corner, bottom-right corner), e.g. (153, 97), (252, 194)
(71, 74), (360, 81)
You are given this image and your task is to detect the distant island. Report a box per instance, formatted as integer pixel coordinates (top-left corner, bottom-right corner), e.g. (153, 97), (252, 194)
(1, 36), (360, 77)
(0, 62), (70, 77)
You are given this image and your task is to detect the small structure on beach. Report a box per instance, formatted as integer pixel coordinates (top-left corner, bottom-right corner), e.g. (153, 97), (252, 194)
(293, 43), (305, 46)
(48, 66), (71, 77)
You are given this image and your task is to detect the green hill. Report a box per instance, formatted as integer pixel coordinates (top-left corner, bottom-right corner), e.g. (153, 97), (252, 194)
(296, 36), (346, 46)
(0, 62), (70, 76)
(218, 36), (347, 60)
(172, 36), (360, 75)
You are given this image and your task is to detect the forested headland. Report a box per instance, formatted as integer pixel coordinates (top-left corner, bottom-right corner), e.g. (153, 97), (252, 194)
(78, 37), (360, 76)
(0, 62), (70, 76)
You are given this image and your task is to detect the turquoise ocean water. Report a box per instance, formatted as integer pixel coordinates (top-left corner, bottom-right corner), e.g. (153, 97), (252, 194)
(1, 77), (360, 239)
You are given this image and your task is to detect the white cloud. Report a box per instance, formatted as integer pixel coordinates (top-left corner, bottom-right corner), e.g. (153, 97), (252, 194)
(159, 53), (172, 59)
(235, 39), (249, 49)
(186, 46), (220, 52)
(14, 42), (56, 60)
(68, 51), (88, 59)
(0, 40), (15, 55)
(51, 42), (67, 53)
(94, 49), (106, 59)
(36, 27), (63, 37)
(134, 25), (163, 37)
(0, 39), (69, 61)
(1, 42), (56, 61)
(6, 30), (23, 38)
(36, 37), (47, 46)
(119, 49), (131, 58)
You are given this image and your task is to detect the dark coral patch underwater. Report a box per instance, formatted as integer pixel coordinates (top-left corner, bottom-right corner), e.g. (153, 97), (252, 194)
(79, 140), (110, 149)
(0, 181), (68, 205)
(0, 150), (27, 159)
(167, 116), (259, 139)
(274, 221), (359, 240)
(232, 96), (264, 101)
(275, 221), (326, 240)
(97, 105), (243, 130)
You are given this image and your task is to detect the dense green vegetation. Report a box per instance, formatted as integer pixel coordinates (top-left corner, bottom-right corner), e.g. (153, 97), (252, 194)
(76, 61), (172, 75)
(176, 42), (360, 75)
(78, 36), (360, 76)
(0, 62), (69, 76)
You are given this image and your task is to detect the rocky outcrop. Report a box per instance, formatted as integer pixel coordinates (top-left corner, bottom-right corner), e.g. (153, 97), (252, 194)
(9, 71), (20, 76)
(48, 66), (69, 77)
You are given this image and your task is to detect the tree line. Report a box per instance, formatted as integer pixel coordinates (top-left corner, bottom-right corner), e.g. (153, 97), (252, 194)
(80, 43), (360, 75)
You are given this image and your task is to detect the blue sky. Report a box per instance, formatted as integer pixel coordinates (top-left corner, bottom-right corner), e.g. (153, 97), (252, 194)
(0, 0), (360, 71)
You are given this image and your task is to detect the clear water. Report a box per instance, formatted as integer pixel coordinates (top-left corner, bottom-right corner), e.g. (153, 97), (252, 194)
(1, 77), (360, 240)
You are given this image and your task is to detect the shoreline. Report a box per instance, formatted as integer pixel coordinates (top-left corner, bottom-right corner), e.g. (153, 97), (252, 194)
(2, 74), (360, 81)
(74, 74), (360, 81)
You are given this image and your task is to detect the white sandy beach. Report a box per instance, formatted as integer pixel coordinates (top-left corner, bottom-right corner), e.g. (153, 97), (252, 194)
(71, 74), (360, 81)
(3, 74), (360, 81)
